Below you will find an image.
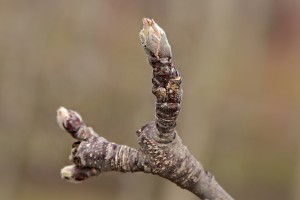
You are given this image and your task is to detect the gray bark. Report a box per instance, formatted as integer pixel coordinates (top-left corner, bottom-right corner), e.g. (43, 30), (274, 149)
(57, 18), (233, 200)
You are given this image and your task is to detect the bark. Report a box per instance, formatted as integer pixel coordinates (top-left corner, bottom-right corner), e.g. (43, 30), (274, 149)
(57, 18), (234, 200)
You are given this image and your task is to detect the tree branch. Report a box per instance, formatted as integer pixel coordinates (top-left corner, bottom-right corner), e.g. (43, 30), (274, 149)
(140, 18), (182, 143)
(56, 18), (234, 200)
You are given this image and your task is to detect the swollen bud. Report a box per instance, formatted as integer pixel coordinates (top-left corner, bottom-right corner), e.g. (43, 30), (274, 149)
(139, 18), (172, 60)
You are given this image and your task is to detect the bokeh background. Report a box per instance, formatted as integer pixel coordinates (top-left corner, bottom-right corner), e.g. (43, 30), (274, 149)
(0, 0), (300, 200)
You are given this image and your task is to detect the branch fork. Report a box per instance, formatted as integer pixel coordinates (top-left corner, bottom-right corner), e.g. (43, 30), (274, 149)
(56, 18), (233, 200)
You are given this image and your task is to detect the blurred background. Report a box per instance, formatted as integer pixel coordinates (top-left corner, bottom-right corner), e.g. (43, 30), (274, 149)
(0, 0), (299, 199)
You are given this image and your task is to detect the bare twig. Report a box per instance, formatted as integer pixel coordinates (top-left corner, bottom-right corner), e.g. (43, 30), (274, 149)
(57, 18), (234, 200)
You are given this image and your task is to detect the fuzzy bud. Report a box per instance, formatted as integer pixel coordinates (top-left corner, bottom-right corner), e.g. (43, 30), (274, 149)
(139, 18), (172, 60)
(56, 107), (83, 134)
(57, 107), (70, 130)
(61, 165), (99, 183)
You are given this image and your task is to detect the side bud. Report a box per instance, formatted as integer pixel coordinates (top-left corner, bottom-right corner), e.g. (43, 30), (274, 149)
(61, 165), (99, 183)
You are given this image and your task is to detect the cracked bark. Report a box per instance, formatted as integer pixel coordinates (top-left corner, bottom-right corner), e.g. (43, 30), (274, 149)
(57, 18), (234, 200)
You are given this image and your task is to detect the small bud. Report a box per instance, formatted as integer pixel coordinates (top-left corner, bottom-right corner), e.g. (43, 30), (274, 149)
(61, 165), (84, 183)
(56, 107), (83, 134)
(64, 110), (83, 134)
(57, 107), (70, 130)
(61, 165), (99, 183)
(139, 18), (172, 60)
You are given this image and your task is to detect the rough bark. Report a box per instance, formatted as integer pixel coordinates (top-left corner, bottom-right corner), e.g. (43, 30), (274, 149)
(57, 18), (234, 200)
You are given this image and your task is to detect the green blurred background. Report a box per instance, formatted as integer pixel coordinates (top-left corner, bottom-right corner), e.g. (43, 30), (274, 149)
(0, 0), (299, 199)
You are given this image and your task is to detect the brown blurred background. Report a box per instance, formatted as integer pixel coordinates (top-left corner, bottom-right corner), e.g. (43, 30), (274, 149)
(0, 0), (300, 200)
